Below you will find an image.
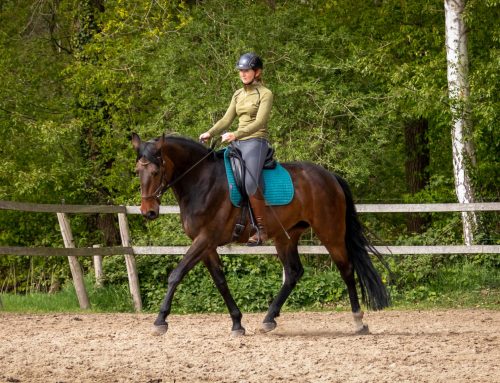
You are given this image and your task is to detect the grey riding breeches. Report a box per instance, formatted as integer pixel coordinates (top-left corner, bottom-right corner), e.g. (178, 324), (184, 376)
(232, 138), (269, 196)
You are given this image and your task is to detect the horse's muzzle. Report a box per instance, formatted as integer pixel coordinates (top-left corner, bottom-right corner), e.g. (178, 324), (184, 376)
(141, 198), (160, 220)
(144, 210), (159, 220)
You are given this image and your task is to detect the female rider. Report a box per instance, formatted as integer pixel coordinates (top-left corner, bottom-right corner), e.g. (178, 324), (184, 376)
(199, 53), (273, 246)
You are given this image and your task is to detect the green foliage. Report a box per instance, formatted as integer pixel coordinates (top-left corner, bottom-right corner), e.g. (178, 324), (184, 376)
(388, 257), (500, 308)
(0, 0), (498, 310)
(2, 255), (498, 313)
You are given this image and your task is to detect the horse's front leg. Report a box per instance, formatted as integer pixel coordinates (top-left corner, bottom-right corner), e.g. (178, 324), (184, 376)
(153, 238), (208, 335)
(203, 250), (245, 336)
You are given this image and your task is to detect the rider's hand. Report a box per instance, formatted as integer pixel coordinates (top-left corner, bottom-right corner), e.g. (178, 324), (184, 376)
(199, 132), (211, 143)
(221, 132), (236, 143)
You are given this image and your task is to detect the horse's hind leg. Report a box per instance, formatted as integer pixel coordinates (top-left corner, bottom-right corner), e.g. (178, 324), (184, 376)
(262, 229), (305, 333)
(203, 251), (245, 336)
(323, 242), (369, 334)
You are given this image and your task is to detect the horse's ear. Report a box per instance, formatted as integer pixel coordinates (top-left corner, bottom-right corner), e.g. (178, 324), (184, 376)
(131, 133), (141, 152)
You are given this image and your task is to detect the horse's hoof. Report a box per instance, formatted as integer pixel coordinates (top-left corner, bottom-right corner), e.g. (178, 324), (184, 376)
(260, 321), (277, 333)
(355, 324), (370, 335)
(152, 324), (168, 336)
(231, 327), (246, 337)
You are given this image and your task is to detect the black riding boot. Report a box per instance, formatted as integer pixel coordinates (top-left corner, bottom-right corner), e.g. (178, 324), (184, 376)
(247, 193), (268, 246)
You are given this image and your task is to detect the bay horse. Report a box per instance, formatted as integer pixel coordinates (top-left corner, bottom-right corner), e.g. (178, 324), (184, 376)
(132, 133), (390, 336)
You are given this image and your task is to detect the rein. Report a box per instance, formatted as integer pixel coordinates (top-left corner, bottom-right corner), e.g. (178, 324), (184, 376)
(140, 138), (220, 202)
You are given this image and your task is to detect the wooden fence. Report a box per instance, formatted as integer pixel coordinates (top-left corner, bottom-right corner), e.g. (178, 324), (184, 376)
(1, 200), (499, 312)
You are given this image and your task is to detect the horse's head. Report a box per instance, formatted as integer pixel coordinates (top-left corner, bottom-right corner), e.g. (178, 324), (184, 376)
(132, 133), (173, 220)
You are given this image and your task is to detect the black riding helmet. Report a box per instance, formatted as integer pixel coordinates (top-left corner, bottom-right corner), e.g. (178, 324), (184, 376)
(235, 52), (263, 70)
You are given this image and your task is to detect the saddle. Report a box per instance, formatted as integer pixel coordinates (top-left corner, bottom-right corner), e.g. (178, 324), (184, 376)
(225, 146), (276, 200)
(216, 146), (294, 241)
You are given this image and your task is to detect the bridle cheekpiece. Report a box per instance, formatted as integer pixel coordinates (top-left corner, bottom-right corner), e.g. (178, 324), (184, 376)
(138, 156), (168, 202)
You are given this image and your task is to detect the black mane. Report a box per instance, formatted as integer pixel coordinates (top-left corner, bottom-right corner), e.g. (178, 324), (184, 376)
(165, 135), (212, 156)
(138, 134), (212, 165)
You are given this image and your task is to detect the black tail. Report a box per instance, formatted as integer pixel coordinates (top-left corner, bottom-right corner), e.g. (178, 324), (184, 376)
(335, 175), (390, 310)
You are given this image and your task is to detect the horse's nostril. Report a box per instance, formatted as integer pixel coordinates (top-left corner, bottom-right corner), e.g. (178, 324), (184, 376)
(146, 210), (158, 220)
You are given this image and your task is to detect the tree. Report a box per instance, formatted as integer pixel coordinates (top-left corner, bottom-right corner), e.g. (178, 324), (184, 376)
(1, 0), (499, 295)
(404, 118), (430, 233)
(444, 0), (477, 245)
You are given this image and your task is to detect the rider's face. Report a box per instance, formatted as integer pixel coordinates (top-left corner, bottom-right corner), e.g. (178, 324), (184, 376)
(239, 69), (256, 85)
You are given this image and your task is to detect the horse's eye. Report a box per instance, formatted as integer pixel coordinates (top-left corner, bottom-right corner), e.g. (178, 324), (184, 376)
(151, 170), (159, 177)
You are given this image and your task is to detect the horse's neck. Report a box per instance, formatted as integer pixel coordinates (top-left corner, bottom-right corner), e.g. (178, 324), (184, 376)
(167, 143), (208, 176)
(165, 142), (222, 202)
(173, 161), (224, 217)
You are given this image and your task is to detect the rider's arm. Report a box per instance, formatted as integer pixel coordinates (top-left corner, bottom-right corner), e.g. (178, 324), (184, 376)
(207, 91), (238, 137)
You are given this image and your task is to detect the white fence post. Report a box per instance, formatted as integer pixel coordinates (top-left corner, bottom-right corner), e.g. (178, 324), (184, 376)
(118, 212), (142, 312)
(93, 244), (104, 288)
(56, 212), (90, 309)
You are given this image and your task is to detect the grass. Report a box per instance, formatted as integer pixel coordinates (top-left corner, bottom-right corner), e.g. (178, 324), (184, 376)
(1, 280), (134, 313)
(388, 260), (500, 310)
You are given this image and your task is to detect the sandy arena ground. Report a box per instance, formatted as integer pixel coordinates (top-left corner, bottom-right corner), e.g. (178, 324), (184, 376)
(0, 309), (499, 383)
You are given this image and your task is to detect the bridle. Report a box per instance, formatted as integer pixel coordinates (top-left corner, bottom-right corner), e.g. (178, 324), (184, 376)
(138, 142), (217, 202)
(138, 157), (168, 202)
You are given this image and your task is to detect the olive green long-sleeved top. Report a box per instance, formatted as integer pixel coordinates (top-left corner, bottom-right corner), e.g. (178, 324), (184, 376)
(208, 82), (273, 141)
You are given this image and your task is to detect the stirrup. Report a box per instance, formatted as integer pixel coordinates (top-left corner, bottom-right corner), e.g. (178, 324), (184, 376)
(247, 233), (263, 247)
(247, 226), (265, 247)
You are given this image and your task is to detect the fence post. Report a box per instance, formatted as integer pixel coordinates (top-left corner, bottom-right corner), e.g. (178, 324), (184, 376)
(118, 212), (142, 312)
(93, 244), (104, 288)
(56, 212), (90, 309)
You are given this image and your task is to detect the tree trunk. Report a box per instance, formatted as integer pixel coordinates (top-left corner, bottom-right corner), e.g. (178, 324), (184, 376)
(404, 118), (430, 233)
(444, 0), (477, 245)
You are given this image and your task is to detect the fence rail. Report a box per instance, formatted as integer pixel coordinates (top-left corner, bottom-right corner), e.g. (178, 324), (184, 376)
(2, 244), (499, 257)
(1, 200), (499, 312)
(124, 202), (500, 215)
(0, 200), (126, 213)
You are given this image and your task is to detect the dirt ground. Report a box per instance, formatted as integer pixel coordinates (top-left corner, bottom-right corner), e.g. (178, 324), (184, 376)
(0, 309), (498, 383)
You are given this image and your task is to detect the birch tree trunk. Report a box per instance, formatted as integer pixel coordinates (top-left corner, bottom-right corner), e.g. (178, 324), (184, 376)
(444, 0), (477, 245)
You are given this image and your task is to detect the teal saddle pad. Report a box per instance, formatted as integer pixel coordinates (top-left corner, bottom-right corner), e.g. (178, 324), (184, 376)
(223, 148), (294, 207)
